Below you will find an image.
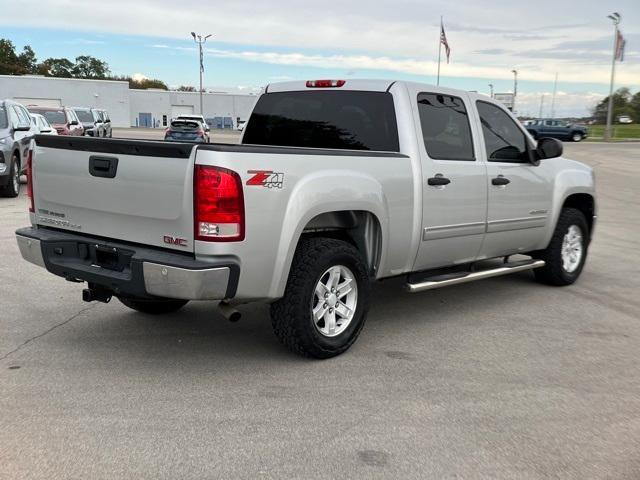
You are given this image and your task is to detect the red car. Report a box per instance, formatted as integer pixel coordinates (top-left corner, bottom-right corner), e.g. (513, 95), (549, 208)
(28, 106), (84, 136)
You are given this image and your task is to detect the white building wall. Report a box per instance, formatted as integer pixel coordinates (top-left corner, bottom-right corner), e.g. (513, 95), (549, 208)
(0, 75), (130, 127)
(0, 75), (259, 129)
(129, 89), (258, 128)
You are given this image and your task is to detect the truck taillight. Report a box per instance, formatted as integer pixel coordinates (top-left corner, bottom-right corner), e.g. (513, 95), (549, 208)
(26, 149), (34, 213)
(194, 165), (245, 242)
(306, 79), (345, 88)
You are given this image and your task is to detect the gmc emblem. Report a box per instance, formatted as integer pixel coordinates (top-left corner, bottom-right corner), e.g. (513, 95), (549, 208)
(163, 235), (188, 247)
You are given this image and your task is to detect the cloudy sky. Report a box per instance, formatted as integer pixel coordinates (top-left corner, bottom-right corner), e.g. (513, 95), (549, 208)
(1, 0), (638, 116)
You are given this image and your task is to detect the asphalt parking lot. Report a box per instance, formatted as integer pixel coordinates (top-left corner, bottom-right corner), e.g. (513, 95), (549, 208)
(1, 140), (639, 479)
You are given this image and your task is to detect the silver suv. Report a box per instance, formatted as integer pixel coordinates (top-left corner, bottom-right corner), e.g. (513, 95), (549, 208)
(0, 99), (37, 197)
(73, 108), (105, 137)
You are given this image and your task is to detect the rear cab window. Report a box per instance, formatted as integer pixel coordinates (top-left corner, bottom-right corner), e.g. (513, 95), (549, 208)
(242, 90), (399, 152)
(416, 92), (475, 161)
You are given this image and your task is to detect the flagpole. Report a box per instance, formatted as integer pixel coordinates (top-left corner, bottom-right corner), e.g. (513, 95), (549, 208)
(437, 16), (442, 86)
(605, 13), (621, 141)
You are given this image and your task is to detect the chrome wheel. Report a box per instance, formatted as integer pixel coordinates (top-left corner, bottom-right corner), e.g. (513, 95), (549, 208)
(572, 133), (582, 142)
(312, 265), (358, 337)
(561, 225), (583, 273)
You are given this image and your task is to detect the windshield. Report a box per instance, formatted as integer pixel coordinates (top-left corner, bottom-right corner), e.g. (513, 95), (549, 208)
(242, 90), (399, 151)
(75, 110), (95, 123)
(0, 106), (7, 129)
(38, 109), (67, 125)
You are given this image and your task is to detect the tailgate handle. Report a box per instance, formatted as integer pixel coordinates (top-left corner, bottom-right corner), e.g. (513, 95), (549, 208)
(89, 156), (119, 178)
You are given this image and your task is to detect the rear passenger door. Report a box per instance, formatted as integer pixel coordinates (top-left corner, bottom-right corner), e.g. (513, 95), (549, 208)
(475, 100), (552, 259)
(412, 91), (488, 271)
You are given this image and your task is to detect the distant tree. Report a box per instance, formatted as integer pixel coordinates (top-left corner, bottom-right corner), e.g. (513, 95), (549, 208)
(131, 78), (169, 90)
(630, 92), (640, 123)
(37, 57), (75, 77)
(0, 39), (22, 74)
(592, 87), (632, 123)
(108, 75), (169, 90)
(17, 45), (37, 74)
(177, 85), (196, 92)
(72, 55), (110, 79)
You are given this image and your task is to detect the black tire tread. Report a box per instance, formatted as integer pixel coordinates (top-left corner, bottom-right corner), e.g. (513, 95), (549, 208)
(0, 155), (19, 198)
(270, 237), (369, 359)
(533, 208), (588, 286)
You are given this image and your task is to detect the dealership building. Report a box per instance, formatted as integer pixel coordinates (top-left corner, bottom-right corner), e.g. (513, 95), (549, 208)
(0, 75), (259, 128)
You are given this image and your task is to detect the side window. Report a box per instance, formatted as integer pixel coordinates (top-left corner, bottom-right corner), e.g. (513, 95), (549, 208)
(417, 93), (474, 161)
(13, 106), (30, 127)
(476, 101), (530, 163)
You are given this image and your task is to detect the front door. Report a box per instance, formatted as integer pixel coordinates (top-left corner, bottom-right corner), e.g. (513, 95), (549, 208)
(475, 101), (552, 259)
(412, 91), (488, 271)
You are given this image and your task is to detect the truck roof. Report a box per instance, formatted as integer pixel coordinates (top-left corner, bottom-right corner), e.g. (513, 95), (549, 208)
(266, 79), (396, 93)
(265, 79), (492, 100)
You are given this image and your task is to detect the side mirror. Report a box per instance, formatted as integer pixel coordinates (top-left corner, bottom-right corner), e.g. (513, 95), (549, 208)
(105, 119), (111, 123)
(535, 137), (563, 161)
(14, 124), (31, 132)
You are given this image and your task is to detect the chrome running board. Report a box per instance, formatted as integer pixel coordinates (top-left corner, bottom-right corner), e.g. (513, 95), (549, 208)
(405, 260), (545, 293)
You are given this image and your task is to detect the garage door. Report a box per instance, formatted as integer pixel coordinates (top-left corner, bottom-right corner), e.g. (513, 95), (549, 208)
(171, 105), (194, 119)
(14, 98), (62, 108)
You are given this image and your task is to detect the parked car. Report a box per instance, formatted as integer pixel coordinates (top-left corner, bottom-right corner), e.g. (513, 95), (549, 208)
(618, 115), (633, 124)
(0, 99), (37, 197)
(73, 108), (104, 137)
(526, 119), (588, 142)
(27, 106), (84, 136)
(29, 113), (58, 136)
(95, 109), (112, 138)
(16, 79), (596, 358)
(164, 118), (210, 143)
(176, 114), (210, 133)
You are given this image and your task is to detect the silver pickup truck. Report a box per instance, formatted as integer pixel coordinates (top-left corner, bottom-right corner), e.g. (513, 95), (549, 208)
(16, 79), (596, 358)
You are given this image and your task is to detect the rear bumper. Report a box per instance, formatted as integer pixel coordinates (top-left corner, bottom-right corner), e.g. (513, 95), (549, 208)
(15, 227), (239, 300)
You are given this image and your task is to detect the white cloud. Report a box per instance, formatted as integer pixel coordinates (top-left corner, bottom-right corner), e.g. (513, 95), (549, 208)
(202, 47), (640, 86)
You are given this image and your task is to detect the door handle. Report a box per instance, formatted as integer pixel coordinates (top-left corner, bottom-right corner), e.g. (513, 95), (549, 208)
(89, 155), (119, 178)
(491, 176), (510, 186)
(427, 175), (451, 186)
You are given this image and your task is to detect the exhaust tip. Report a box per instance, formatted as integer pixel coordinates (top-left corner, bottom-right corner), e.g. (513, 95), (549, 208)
(218, 301), (241, 322)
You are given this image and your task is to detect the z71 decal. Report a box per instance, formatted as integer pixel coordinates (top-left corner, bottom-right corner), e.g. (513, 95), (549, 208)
(246, 170), (284, 189)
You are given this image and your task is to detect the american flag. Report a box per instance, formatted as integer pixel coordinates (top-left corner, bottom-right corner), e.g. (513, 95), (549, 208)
(615, 30), (626, 62)
(440, 20), (451, 63)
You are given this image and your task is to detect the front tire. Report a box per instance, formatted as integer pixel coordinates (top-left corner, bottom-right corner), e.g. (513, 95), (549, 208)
(0, 154), (20, 198)
(270, 237), (370, 358)
(118, 296), (188, 314)
(533, 208), (589, 286)
(572, 132), (583, 142)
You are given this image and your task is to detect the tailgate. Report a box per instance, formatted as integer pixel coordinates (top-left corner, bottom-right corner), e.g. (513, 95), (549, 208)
(32, 136), (196, 252)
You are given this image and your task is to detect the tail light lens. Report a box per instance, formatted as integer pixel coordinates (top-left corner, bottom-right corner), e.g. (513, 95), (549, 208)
(26, 149), (34, 213)
(306, 79), (346, 88)
(194, 165), (244, 242)
(196, 128), (205, 137)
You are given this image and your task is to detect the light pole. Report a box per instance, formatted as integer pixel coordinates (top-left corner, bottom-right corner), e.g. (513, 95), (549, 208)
(539, 94), (545, 118)
(511, 69), (518, 114)
(488, 83), (494, 98)
(605, 13), (621, 141)
(191, 32), (212, 116)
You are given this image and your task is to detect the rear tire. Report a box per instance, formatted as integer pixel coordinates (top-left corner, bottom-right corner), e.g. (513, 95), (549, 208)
(0, 154), (20, 198)
(118, 296), (188, 314)
(270, 237), (370, 358)
(533, 208), (589, 286)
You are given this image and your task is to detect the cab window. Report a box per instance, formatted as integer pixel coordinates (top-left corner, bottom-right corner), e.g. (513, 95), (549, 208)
(476, 101), (530, 163)
(417, 93), (474, 161)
